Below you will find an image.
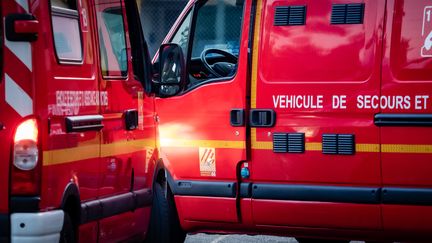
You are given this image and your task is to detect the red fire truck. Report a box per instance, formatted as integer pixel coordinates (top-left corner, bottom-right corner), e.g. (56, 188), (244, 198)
(0, 0), (170, 242)
(153, 0), (432, 241)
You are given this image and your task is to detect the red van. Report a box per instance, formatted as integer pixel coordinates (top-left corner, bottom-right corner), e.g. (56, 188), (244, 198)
(0, 0), (170, 242)
(153, 0), (432, 241)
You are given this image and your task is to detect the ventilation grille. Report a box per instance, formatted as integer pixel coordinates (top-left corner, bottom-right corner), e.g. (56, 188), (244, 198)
(274, 6), (306, 26)
(338, 134), (355, 155)
(322, 134), (355, 155)
(322, 134), (338, 154)
(331, 3), (364, 24)
(273, 133), (305, 153)
(273, 133), (288, 153)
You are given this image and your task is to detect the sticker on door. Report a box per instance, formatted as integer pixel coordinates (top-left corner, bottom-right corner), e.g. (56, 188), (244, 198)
(421, 6), (432, 57)
(199, 147), (216, 177)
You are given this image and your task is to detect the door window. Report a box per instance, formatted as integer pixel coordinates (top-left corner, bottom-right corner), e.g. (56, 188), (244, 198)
(170, 10), (193, 59)
(96, 2), (128, 78)
(170, 0), (245, 89)
(51, 0), (83, 63)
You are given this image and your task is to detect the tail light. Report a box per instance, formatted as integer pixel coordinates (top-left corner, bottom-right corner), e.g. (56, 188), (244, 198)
(11, 118), (41, 195)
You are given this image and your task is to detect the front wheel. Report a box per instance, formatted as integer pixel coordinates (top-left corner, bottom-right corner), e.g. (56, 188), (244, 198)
(146, 183), (170, 243)
(167, 186), (186, 243)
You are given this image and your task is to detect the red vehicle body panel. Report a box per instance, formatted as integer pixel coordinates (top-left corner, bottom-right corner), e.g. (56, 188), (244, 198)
(1, 0), (157, 241)
(155, 0), (432, 241)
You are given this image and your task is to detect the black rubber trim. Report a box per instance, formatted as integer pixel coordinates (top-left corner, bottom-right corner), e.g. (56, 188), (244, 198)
(374, 114), (432, 127)
(65, 115), (104, 133)
(134, 189), (152, 208)
(240, 183), (252, 198)
(0, 214), (9, 241)
(80, 189), (152, 224)
(382, 187), (432, 205)
(170, 180), (237, 198)
(100, 193), (134, 219)
(252, 184), (381, 204)
(5, 13), (38, 42)
(81, 200), (101, 224)
(10, 197), (40, 213)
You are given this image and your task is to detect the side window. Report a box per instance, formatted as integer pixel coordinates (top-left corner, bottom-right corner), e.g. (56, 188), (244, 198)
(95, 2), (128, 78)
(180, 0), (244, 88)
(170, 10), (193, 57)
(51, 0), (83, 63)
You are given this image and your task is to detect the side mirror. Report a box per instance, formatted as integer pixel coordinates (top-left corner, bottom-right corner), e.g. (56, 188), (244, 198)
(153, 43), (186, 97)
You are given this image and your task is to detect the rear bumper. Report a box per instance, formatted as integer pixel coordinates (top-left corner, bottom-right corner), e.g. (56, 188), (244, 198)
(0, 213), (10, 242)
(11, 210), (64, 243)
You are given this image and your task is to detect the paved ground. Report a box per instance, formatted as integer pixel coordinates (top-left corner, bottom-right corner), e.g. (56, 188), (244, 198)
(185, 234), (299, 243)
(185, 234), (366, 243)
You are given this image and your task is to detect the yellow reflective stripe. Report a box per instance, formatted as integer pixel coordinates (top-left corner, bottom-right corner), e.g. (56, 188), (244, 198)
(306, 142), (322, 151)
(251, 0), (263, 109)
(43, 144), (99, 166)
(357, 144), (380, 153)
(101, 139), (156, 157)
(382, 144), (432, 154)
(43, 139), (155, 166)
(160, 138), (245, 149)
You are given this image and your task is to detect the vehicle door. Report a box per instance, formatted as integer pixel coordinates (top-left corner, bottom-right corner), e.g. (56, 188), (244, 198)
(40, 0), (101, 209)
(94, 0), (156, 240)
(249, 0), (385, 230)
(155, 0), (249, 223)
(379, 0), (432, 234)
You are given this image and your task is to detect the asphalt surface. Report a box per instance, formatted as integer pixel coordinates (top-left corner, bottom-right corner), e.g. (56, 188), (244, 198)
(185, 234), (371, 243)
(185, 234), (299, 243)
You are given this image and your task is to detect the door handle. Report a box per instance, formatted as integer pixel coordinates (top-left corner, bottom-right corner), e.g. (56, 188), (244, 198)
(124, 109), (138, 130)
(66, 115), (104, 133)
(250, 109), (276, 127)
(230, 109), (245, 127)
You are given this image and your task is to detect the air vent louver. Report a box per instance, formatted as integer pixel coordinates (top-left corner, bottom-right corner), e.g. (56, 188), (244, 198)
(273, 133), (305, 153)
(287, 133), (305, 153)
(331, 3), (364, 25)
(322, 134), (355, 155)
(274, 6), (306, 26)
(273, 133), (288, 153)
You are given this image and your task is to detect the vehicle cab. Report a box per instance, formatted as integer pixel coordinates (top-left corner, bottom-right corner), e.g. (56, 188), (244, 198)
(153, 0), (432, 241)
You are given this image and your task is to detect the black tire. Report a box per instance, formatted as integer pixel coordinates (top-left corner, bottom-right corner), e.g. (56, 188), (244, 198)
(167, 186), (186, 243)
(60, 212), (76, 243)
(147, 183), (170, 243)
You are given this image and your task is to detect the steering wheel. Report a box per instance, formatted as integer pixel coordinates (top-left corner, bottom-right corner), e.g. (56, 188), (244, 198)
(200, 49), (238, 78)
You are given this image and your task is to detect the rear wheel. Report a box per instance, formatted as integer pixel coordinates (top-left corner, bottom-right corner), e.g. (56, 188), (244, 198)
(60, 212), (76, 243)
(147, 182), (170, 243)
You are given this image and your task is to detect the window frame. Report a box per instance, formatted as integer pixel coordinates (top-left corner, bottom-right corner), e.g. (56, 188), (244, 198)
(174, 0), (246, 93)
(50, 4), (84, 65)
(96, 5), (129, 80)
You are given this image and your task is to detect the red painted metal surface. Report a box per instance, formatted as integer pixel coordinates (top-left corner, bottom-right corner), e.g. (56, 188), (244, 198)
(155, 0), (432, 241)
(1, 0), (156, 240)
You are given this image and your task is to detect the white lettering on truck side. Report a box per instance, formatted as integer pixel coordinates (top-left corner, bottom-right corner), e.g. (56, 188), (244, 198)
(272, 95), (430, 110)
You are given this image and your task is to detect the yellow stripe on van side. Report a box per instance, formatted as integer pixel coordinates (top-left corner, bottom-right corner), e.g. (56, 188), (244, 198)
(43, 144), (100, 166)
(43, 139), (155, 166)
(160, 138), (245, 149)
(251, 0), (263, 109)
(382, 144), (432, 154)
